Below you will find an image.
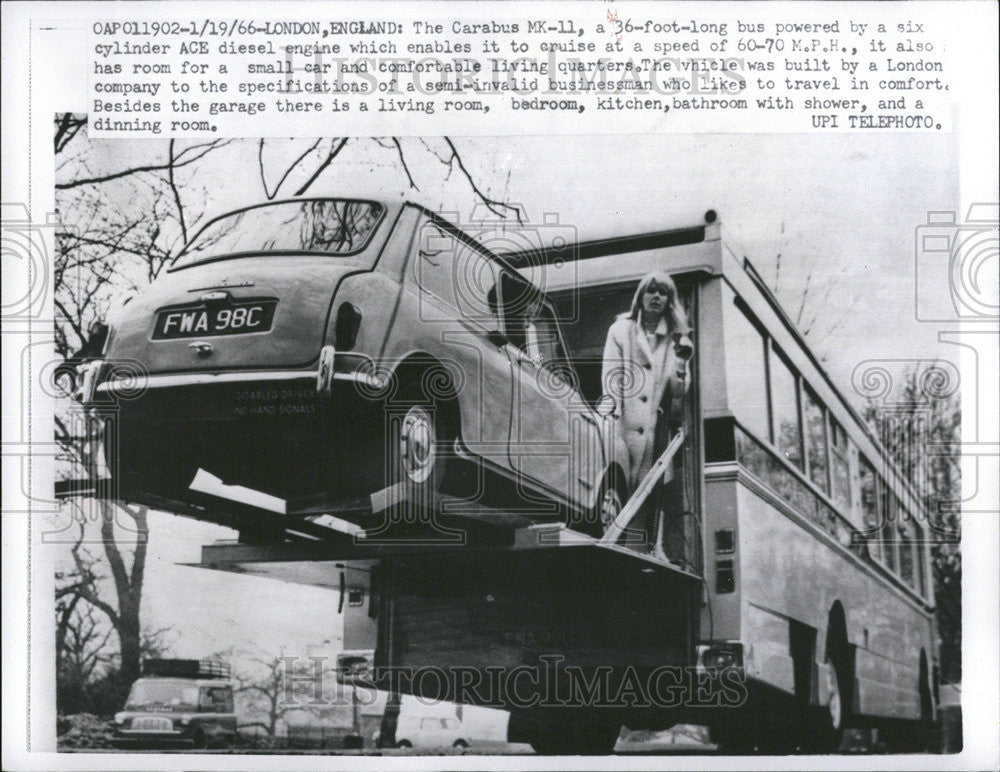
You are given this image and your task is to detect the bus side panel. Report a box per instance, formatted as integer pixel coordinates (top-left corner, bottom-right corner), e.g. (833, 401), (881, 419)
(701, 469), (741, 642)
(376, 550), (695, 711)
(736, 481), (932, 720)
(697, 279), (730, 421)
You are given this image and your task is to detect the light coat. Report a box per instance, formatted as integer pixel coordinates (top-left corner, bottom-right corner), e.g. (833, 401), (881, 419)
(601, 316), (692, 489)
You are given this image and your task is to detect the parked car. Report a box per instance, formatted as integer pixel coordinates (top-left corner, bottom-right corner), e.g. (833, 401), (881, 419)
(112, 659), (237, 748)
(375, 716), (470, 750)
(81, 198), (626, 534)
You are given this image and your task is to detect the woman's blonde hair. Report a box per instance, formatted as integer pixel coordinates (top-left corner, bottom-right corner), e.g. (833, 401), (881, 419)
(627, 270), (690, 334)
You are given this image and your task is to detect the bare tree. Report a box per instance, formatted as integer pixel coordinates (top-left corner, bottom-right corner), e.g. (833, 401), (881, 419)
(52, 500), (151, 700)
(56, 540), (114, 715)
(54, 114), (232, 701)
(233, 650), (343, 737)
(55, 517), (175, 714)
(863, 362), (961, 683)
(763, 223), (857, 358)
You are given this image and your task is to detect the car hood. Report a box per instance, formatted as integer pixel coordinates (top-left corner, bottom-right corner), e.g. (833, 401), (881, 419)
(105, 256), (366, 374)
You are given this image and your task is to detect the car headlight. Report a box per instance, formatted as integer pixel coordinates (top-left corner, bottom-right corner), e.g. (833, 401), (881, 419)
(178, 717), (190, 726)
(701, 643), (744, 672)
(114, 713), (126, 725)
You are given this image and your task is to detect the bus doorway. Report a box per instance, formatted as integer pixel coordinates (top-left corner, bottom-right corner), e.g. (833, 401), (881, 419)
(550, 279), (702, 573)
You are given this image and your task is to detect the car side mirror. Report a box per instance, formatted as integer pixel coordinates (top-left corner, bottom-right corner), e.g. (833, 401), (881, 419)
(596, 394), (617, 417)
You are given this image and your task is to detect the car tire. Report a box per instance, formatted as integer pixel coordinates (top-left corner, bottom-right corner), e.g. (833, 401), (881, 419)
(395, 739), (412, 749)
(190, 728), (206, 750)
(581, 475), (623, 538)
(388, 380), (455, 508)
(453, 739), (469, 749)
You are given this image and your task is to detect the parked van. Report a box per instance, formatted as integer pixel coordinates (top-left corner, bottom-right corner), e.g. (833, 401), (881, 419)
(112, 659), (237, 748)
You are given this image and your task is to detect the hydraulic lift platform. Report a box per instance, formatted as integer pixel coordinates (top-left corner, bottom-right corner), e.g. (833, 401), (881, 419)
(188, 428), (699, 583)
(59, 430), (705, 752)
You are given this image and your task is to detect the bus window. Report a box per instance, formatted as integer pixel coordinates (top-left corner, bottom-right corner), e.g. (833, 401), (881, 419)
(724, 300), (768, 440)
(803, 385), (829, 493)
(898, 517), (915, 588)
(859, 456), (880, 561)
(829, 416), (852, 513)
(769, 346), (803, 470)
(880, 481), (897, 573)
(914, 520), (927, 596)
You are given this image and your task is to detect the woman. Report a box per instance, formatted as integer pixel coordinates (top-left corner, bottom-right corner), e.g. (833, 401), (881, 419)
(601, 270), (694, 491)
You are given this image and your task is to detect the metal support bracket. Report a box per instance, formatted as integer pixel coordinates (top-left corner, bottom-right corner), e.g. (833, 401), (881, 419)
(599, 427), (686, 546)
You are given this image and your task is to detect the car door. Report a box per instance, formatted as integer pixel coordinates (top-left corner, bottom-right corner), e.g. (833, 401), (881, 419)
(421, 717), (443, 746)
(404, 217), (515, 475)
(501, 271), (604, 508)
(199, 685), (237, 733)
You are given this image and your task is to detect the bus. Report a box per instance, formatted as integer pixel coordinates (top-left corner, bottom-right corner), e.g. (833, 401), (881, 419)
(508, 210), (939, 751)
(196, 211), (940, 754)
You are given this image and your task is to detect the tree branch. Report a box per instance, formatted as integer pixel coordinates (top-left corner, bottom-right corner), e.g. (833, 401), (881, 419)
(99, 501), (133, 624)
(259, 138), (322, 200)
(391, 138), (419, 190)
(56, 140), (230, 190)
(293, 138), (349, 196)
(442, 138), (522, 223)
(794, 264), (812, 328)
(167, 140), (188, 244)
(128, 507), (149, 593)
(54, 114), (86, 155)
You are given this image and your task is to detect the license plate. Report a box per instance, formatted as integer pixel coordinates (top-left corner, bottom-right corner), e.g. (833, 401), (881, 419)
(153, 300), (277, 339)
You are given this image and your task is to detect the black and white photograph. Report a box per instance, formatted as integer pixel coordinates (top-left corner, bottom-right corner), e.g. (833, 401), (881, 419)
(2, 2), (998, 770)
(44, 126), (970, 756)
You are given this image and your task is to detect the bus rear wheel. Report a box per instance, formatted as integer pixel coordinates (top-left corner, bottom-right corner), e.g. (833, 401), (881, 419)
(816, 655), (850, 751)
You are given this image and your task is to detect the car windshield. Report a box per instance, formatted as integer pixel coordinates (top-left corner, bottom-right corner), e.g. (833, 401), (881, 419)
(174, 199), (384, 267)
(125, 681), (199, 710)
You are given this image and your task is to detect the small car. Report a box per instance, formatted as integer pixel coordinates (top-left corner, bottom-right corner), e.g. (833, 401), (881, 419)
(376, 716), (470, 750)
(112, 671), (236, 748)
(83, 198), (626, 534)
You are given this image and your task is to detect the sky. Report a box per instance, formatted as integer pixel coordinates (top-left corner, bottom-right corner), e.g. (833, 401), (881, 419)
(53, 128), (965, 725)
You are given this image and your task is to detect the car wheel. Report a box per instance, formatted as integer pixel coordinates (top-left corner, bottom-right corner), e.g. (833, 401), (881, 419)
(190, 728), (206, 750)
(580, 476), (623, 537)
(395, 739), (412, 748)
(342, 734), (363, 750)
(398, 404), (441, 486)
(453, 738), (469, 749)
(388, 381), (454, 507)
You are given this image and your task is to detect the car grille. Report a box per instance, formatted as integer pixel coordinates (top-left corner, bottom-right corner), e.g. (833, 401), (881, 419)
(132, 717), (173, 731)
